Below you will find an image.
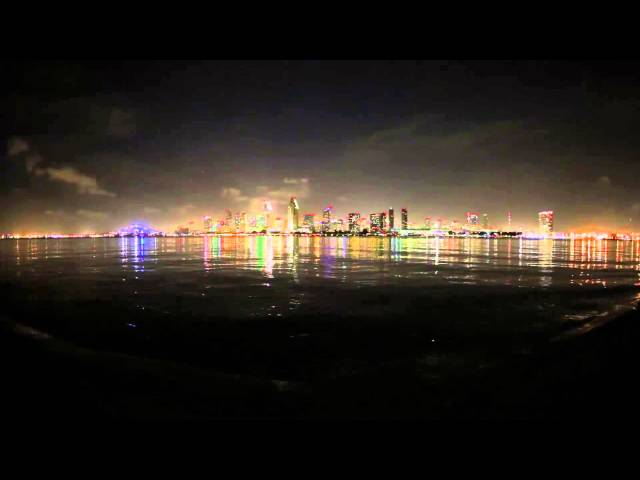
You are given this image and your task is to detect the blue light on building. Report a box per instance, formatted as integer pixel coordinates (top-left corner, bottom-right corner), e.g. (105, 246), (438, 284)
(118, 223), (161, 237)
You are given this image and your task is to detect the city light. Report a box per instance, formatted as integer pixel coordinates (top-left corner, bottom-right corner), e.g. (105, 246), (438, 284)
(5, 202), (640, 242)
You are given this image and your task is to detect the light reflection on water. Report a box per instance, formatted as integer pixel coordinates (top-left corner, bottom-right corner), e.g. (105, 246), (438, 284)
(3, 236), (640, 284)
(2, 237), (640, 326)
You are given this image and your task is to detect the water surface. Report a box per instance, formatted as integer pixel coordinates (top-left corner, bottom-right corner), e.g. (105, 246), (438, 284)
(2, 236), (639, 382)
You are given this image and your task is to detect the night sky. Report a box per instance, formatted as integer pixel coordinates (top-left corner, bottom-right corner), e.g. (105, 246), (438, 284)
(3, 60), (640, 233)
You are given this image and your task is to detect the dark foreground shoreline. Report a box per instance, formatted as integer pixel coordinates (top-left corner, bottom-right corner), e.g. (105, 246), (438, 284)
(2, 306), (640, 420)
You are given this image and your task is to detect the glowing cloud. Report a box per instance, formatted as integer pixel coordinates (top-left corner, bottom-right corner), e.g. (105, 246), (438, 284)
(284, 177), (309, 184)
(221, 187), (248, 201)
(35, 166), (116, 197)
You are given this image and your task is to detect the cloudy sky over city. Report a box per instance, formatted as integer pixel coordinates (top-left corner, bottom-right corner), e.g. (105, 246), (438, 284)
(3, 60), (640, 233)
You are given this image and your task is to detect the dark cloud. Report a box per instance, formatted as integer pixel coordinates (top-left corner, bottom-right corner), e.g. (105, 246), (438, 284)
(106, 108), (137, 138)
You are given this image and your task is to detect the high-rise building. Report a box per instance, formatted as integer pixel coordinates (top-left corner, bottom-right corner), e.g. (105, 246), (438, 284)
(425, 217), (432, 229)
(225, 209), (233, 226)
(370, 213), (383, 232)
(273, 217), (285, 232)
(466, 211), (479, 229)
(263, 201), (273, 230)
(482, 213), (489, 229)
(287, 197), (300, 232)
(303, 213), (316, 232)
(539, 211), (554, 234)
(507, 211), (512, 230)
(348, 212), (361, 233)
(203, 216), (213, 232)
(380, 212), (387, 230)
(322, 205), (333, 232)
(401, 208), (408, 229)
(234, 212), (241, 231)
(388, 207), (395, 230)
(240, 212), (247, 233)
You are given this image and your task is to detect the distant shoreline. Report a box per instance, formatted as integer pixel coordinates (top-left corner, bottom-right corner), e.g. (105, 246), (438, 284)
(2, 233), (636, 241)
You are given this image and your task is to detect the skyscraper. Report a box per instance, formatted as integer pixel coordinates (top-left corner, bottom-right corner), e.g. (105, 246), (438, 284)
(348, 212), (361, 233)
(303, 213), (316, 232)
(380, 212), (387, 230)
(401, 208), (408, 229)
(425, 217), (432, 229)
(225, 209), (233, 226)
(287, 197), (300, 232)
(482, 213), (489, 229)
(388, 207), (395, 230)
(507, 211), (512, 230)
(466, 211), (479, 229)
(240, 212), (247, 233)
(322, 205), (333, 232)
(263, 201), (273, 230)
(539, 211), (554, 234)
(369, 213), (382, 232)
(203, 216), (212, 232)
(273, 217), (285, 232)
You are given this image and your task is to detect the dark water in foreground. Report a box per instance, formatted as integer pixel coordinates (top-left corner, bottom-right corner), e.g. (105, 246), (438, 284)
(2, 236), (640, 383)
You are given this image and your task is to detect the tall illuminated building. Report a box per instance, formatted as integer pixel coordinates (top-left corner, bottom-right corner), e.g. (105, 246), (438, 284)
(380, 212), (387, 230)
(225, 209), (233, 226)
(348, 213), (361, 233)
(507, 211), (512, 230)
(482, 213), (489, 229)
(263, 201), (273, 230)
(303, 213), (316, 232)
(466, 211), (479, 229)
(322, 205), (333, 232)
(401, 208), (408, 229)
(539, 211), (554, 234)
(273, 217), (285, 232)
(203, 216), (213, 232)
(388, 207), (395, 230)
(370, 213), (382, 232)
(287, 196), (300, 232)
(234, 212), (242, 232)
(425, 217), (432, 229)
(240, 212), (247, 233)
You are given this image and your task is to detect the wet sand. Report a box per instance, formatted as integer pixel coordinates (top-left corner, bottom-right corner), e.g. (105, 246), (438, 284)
(2, 307), (639, 420)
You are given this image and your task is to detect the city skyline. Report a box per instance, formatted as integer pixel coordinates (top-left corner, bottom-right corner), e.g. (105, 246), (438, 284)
(188, 198), (552, 234)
